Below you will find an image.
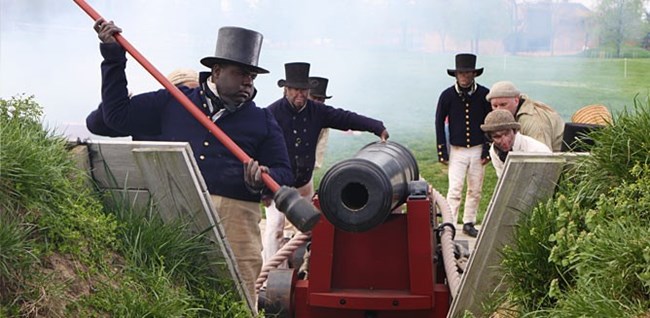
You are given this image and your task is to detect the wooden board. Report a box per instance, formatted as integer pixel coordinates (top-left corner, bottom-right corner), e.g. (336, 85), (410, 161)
(83, 140), (253, 313)
(86, 140), (188, 190)
(448, 153), (569, 318)
(131, 147), (250, 303)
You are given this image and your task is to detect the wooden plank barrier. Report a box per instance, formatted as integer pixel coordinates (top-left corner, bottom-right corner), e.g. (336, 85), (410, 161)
(77, 140), (253, 313)
(448, 152), (574, 318)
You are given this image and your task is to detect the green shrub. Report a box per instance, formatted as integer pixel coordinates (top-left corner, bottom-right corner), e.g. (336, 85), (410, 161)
(497, 95), (650, 317)
(548, 164), (650, 317)
(0, 95), (118, 261)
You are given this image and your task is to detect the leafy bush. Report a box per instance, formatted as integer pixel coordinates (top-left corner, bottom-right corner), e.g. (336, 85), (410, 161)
(497, 95), (650, 317)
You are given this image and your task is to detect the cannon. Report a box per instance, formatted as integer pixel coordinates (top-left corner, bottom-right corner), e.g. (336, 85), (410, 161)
(259, 141), (450, 318)
(318, 141), (420, 232)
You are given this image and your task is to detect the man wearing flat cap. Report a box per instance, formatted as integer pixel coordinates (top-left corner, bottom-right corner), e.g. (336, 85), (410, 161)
(87, 20), (293, 304)
(435, 53), (492, 238)
(263, 62), (389, 266)
(486, 81), (564, 152)
(480, 109), (551, 179)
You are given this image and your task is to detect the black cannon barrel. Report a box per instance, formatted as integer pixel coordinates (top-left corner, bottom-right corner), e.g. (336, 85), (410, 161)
(318, 141), (419, 232)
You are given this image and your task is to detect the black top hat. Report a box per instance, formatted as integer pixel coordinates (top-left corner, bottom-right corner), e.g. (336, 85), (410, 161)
(277, 62), (318, 89)
(309, 77), (332, 99)
(200, 26), (269, 74)
(447, 53), (484, 77)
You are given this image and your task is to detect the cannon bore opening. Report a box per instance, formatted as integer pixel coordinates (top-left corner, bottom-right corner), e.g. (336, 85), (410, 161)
(341, 182), (369, 211)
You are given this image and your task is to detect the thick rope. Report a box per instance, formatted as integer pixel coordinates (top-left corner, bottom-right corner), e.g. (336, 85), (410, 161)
(255, 231), (311, 292)
(431, 187), (462, 298)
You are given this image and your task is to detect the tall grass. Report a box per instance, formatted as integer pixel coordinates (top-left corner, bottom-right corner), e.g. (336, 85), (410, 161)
(495, 95), (650, 317)
(110, 206), (250, 316)
(1, 95), (118, 260)
(570, 95), (650, 206)
(0, 213), (38, 315)
(0, 95), (250, 317)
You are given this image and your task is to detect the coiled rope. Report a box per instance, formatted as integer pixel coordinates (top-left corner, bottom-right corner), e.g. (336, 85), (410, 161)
(255, 231), (311, 292)
(431, 187), (462, 298)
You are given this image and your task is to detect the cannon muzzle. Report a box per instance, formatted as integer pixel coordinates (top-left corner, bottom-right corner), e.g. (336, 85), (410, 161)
(318, 141), (419, 232)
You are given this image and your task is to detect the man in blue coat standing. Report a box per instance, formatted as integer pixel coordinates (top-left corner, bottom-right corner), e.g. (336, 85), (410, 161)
(88, 19), (293, 303)
(262, 62), (389, 266)
(435, 53), (492, 238)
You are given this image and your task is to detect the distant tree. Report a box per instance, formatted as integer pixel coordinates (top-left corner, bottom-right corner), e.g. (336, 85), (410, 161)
(594, 0), (650, 57)
(644, 6), (650, 49)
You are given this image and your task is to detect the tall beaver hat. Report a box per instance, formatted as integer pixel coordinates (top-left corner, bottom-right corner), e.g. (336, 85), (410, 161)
(447, 53), (484, 77)
(200, 26), (269, 74)
(277, 62), (318, 89)
(309, 76), (332, 99)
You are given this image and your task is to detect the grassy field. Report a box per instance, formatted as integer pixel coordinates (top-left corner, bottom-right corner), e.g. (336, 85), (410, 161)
(311, 54), (650, 224)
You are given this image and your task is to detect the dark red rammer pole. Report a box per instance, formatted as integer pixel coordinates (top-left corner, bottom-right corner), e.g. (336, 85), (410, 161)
(73, 0), (280, 193)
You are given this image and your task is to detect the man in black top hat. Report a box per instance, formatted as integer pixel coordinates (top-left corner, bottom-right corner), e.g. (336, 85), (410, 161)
(88, 19), (293, 304)
(308, 76), (333, 170)
(263, 63), (389, 266)
(434, 53), (492, 238)
(308, 76), (332, 103)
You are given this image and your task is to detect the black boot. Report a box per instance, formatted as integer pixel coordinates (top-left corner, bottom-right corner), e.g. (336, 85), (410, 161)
(462, 222), (478, 238)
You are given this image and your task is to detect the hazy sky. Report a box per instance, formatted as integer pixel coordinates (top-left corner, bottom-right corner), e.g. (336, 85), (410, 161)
(0, 0), (642, 139)
(572, 0), (596, 9)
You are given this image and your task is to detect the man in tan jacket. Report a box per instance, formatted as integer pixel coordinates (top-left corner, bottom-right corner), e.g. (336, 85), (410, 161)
(486, 81), (564, 151)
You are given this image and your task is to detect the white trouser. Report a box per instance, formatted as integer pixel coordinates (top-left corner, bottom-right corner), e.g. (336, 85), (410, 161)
(262, 180), (314, 268)
(446, 145), (485, 225)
